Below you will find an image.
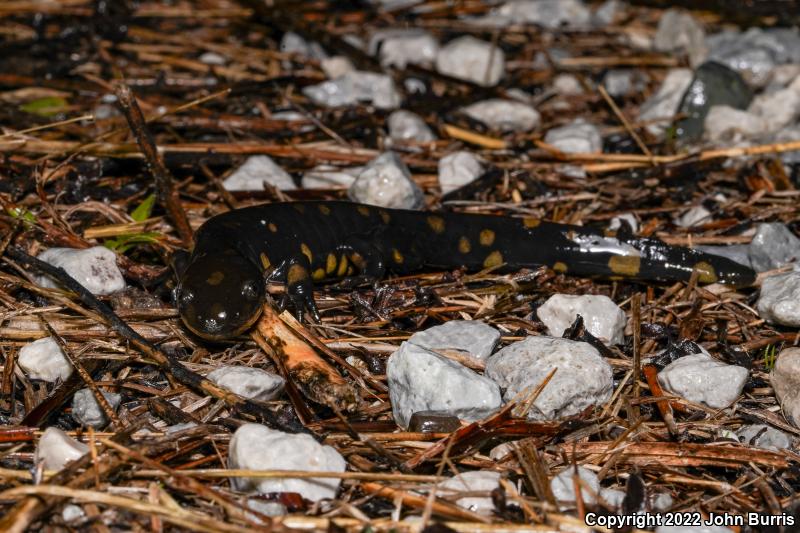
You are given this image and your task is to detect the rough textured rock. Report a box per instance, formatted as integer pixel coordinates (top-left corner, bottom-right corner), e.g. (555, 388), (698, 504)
(602, 69), (647, 98)
(228, 423), (346, 502)
(748, 223), (800, 272)
(550, 466), (599, 507)
(436, 36), (505, 87)
(638, 69), (693, 137)
(370, 29), (439, 69)
(408, 320), (501, 360)
(303, 71), (401, 109)
(489, 0), (592, 29)
(771, 348), (800, 428)
(437, 471), (501, 515)
(543, 119), (602, 153)
(348, 152), (424, 209)
(438, 151), (484, 195)
(486, 336), (613, 420)
(37, 246), (125, 296)
(462, 99), (540, 132)
(658, 351), (748, 409)
(674, 205), (712, 228)
(757, 272), (800, 327)
(536, 294), (626, 345)
(387, 341), (502, 428)
(736, 424), (792, 451)
(387, 110), (436, 142)
(18, 337), (73, 382)
(222, 155), (296, 191)
(302, 165), (361, 189)
(707, 27), (800, 87)
(72, 388), (122, 428)
(703, 105), (767, 142)
(207, 366), (285, 401)
(35, 427), (89, 471)
(653, 9), (707, 67)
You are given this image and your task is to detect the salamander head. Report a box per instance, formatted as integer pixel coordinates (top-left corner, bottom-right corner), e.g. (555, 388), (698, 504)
(176, 253), (264, 341)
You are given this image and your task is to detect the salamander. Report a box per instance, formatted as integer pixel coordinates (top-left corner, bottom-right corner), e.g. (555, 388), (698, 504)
(176, 200), (756, 341)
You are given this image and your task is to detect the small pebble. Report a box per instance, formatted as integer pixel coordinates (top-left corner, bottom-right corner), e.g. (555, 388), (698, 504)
(674, 205), (712, 228)
(552, 74), (583, 95)
(436, 36), (505, 87)
(657, 351), (748, 409)
(199, 52), (227, 65)
(602, 69), (645, 98)
(387, 341), (502, 428)
(736, 424), (792, 451)
(489, 441), (517, 461)
(18, 337), (73, 382)
(321, 56), (355, 79)
(550, 466), (599, 508)
(653, 9), (707, 67)
(462, 99), (540, 132)
(609, 213), (639, 233)
(408, 411), (461, 433)
(408, 320), (500, 360)
(707, 27), (800, 87)
(543, 119), (602, 154)
(228, 423), (346, 502)
(222, 155), (296, 191)
(348, 152), (424, 209)
(207, 366), (285, 401)
(166, 422), (198, 434)
(438, 151), (484, 195)
(771, 347), (800, 428)
(72, 388), (122, 428)
(485, 336), (613, 420)
(638, 69), (693, 137)
(599, 488), (626, 510)
(62, 504), (86, 523)
(301, 165), (362, 189)
(303, 70), (401, 109)
(703, 105), (767, 142)
(490, 0), (592, 29)
(748, 222), (800, 272)
(370, 29), (439, 69)
(246, 499), (287, 523)
(37, 246), (125, 296)
(757, 272), (800, 327)
(280, 31), (326, 61)
(387, 110), (436, 143)
(437, 471), (501, 515)
(747, 75), (800, 133)
(536, 294), (626, 345)
(35, 427), (89, 471)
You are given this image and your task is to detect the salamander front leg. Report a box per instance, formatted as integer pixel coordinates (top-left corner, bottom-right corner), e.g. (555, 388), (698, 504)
(278, 256), (321, 323)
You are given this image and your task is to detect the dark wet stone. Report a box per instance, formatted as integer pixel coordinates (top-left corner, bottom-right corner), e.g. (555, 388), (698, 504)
(675, 61), (752, 143)
(408, 410), (461, 433)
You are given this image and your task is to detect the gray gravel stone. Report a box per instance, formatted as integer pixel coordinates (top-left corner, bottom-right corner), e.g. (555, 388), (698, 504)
(757, 272), (800, 327)
(748, 223), (800, 272)
(303, 71), (401, 109)
(37, 246), (125, 296)
(736, 424), (792, 451)
(408, 320), (501, 360)
(462, 99), (540, 132)
(771, 348), (800, 428)
(18, 337), (72, 383)
(436, 36), (505, 87)
(387, 342), (502, 428)
(35, 427), (89, 471)
(222, 155), (296, 191)
(438, 151), (484, 195)
(348, 152), (424, 209)
(485, 336), (613, 420)
(653, 9), (707, 67)
(72, 388), (121, 428)
(207, 366), (285, 401)
(550, 466), (599, 508)
(544, 119), (602, 154)
(387, 110), (436, 142)
(657, 351), (748, 409)
(437, 471), (501, 515)
(536, 294), (626, 345)
(639, 69), (693, 137)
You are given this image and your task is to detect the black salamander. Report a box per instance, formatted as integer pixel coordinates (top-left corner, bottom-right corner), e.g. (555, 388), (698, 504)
(176, 201), (756, 340)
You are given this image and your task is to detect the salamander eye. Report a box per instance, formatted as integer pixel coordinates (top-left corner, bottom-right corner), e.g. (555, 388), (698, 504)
(241, 280), (259, 300)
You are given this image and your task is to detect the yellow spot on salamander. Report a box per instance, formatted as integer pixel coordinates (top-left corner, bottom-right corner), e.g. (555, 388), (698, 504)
(427, 216), (445, 234)
(380, 210), (391, 224)
(206, 271), (224, 285)
(337, 255), (349, 277)
(318, 204), (331, 215)
(268, 222), (278, 233)
(392, 248), (404, 264)
(301, 243), (313, 262)
(458, 236), (471, 254)
(313, 268), (326, 281)
(483, 251), (503, 269)
(357, 205), (371, 217)
(479, 229), (495, 246)
(553, 262), (568, 273)
(260, 253), (271, 269)
(608, 255), (641, 277)
(523, 217), (541, 228)
(326, 253), (337, 274)
(693, 261), (718, 283)
(350, 252), (365, 270)
(346, 266), (355, 276)
(287, 263), (309, 284)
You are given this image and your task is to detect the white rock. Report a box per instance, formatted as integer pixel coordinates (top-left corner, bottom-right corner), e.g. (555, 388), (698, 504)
(653, 9), (707, 67)
(602, 70), (646, 98)
(748, 82), (800, 133)
(280, 32), (327, 61)
(303, 70), (401, 109)
(166, 422), (198, 434)
(387, 341), (502, 428)
(72, 388), (121, 428)
(757, 272), (800, 327)
(207, 366), (285, 401)
(438, 151), (484, 195)
(550, 466), (599, 508)
(462, 99), (540, 132)
(485, 336), (613, 420)
(493, 0), (592, 29)
(657, 351), (748, 409)
(370, 29), (439, 69)
(199, 52), (227, 65)
(656, 526), (732, 533)
(301, 165), (362, 189)
(489, 441), (517, 460)
(408, 320), (501, 360)
(37, 246), (125, 296)
(771, 348), (800, 428)
(593, 0), (622, 26)
(35, 427), (89, 471)
(553, 74), (583, 95)
(437, 471), (501, 515)
(321, 56), (355, 79)
(18, 337), (72, 382)
(387, 110), (436, 142)
(436, 36), (505, 87)
(736, 424), (792, 451)
(748, 223), (800, 272)
(62, 504), (85, 522)
(704, 105), (767, 142)
(651, 492), (674, 511)
(609, 213), (639, 233)
(639, 69), (694, 137)
(674, 205), (712, 228)
(246, 499), (287, 523)
(348, 152), (424, 209)
(536, 294), (626, 345)
(228, 423), (346, 502)
(543, 119), (602, 154)
(222, 155), (296, 191)
(600, 488), (626, 510)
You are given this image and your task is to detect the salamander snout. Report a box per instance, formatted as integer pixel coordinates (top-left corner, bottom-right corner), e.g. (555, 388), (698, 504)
(177, 254), (265, 341)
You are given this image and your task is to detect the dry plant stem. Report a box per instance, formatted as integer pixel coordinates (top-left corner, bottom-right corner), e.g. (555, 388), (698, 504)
(360, 482), (491, 524)
(114, 84), (194, 248)
(630, 292), (642, 420)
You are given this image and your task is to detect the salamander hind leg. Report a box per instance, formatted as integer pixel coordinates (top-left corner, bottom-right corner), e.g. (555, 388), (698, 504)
(277, 255), (321, 323)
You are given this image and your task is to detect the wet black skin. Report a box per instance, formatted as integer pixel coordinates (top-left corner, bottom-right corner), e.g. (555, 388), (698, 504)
(177, 201), (756, 341)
